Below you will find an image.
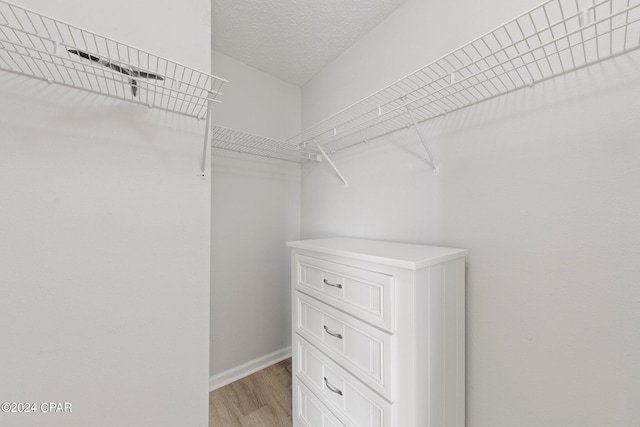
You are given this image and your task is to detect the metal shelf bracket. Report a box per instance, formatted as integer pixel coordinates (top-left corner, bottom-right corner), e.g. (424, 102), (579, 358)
(201, 100), (212, 178)
(317, 145), (349, 187)
(404, 100), (440, 175)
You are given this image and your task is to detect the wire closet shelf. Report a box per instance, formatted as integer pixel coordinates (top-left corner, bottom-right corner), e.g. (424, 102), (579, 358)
(0, 0), (227, 119)
(292, 0), (640, 154)
(210, 125), (322, 164)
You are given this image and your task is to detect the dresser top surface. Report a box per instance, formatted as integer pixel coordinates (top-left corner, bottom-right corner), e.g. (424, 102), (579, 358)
(287, 237), (467, 270)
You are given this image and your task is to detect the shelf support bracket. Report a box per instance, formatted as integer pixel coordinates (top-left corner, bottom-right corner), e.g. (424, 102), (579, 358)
(200, 100), (212, 179)
(404, 101), (440, 175)
(317, 145), (348, 187)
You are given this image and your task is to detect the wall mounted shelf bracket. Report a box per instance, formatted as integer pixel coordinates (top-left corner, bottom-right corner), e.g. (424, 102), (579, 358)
(201, 99), (213, 178)
(404, 100), (439, 175)
(317, 144), (348, 187)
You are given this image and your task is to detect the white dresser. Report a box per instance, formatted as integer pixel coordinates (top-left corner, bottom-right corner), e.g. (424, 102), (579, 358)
(287, 238), (467, 427)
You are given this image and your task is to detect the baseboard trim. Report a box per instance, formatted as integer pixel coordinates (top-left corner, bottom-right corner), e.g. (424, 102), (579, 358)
(209, 346), (292, 392)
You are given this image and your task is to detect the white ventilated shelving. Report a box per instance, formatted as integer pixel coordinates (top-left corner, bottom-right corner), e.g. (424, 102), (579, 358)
(0, 0), (228, 176)
(210, 0), (640, 183)
(210, 125), (322, 164)
(0, 0), (227, 119)
(293, 0), (640, 169)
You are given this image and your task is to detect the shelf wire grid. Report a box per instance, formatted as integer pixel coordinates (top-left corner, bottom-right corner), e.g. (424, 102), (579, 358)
(293, 0), (640, 153)
(0, 0), (227, 119)
(210, 125), (322, 163)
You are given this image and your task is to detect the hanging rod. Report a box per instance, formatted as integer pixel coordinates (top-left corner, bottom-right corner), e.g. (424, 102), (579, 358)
(291, 0), (640, 157)
(0, 0), (227, 119)
(211, 125), (322, 164)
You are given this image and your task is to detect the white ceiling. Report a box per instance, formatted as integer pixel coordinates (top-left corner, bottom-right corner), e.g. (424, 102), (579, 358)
(212, 0), (409, 87)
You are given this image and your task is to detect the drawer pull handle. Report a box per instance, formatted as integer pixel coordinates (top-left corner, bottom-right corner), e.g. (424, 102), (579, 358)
(323, 279), (343, 289)
(323, 325), (343, 339)
(324, 377), (343, 396)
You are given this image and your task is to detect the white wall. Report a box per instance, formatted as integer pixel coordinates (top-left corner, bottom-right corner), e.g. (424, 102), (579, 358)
(209, 51), (300, 378)
(301, 0), (640, 426)
(0, 1), (211, 426)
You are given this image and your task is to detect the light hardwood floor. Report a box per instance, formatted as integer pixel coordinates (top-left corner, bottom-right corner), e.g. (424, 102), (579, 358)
(209, 358), (292, 427)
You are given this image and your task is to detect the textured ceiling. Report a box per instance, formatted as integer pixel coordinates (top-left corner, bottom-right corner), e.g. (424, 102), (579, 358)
(212, 0), (409, 87)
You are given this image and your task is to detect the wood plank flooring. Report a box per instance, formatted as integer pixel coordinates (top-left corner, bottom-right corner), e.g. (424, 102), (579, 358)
(209, 358), (292, 427)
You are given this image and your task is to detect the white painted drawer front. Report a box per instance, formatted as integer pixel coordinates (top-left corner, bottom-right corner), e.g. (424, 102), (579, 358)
(295, 381), (346, 427)
(295, 336), (394, 427)
(295, 254), (394, 331)
(295, 292), (394, 401)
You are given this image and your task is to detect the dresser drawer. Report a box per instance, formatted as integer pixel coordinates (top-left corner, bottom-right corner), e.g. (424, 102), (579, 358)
(295, 254), (395, 331)
(295, 336), (394, 427)
(295, 292), (395, 401)
(294, 380), (346, 427)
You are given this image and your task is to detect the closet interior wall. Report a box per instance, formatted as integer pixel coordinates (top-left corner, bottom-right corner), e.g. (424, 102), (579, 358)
(0, 0), (212, 426)
(209, 51), (301, 384)
(301, 0), (640, 426)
